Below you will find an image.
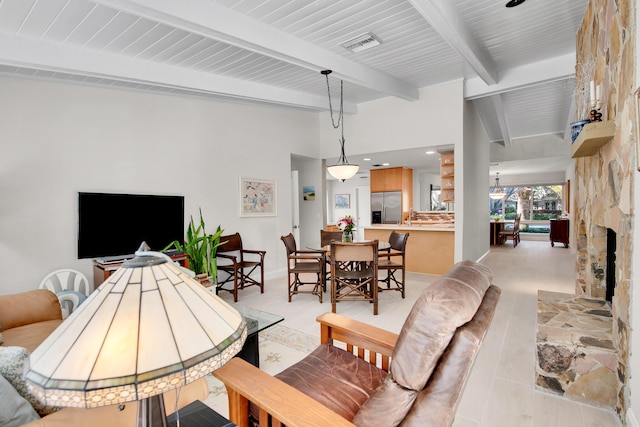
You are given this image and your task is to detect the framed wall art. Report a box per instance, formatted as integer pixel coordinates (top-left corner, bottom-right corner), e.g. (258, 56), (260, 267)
(239, 177), (277, 217)
(335, 194), (350, 209)
(303, 186), (316, 201)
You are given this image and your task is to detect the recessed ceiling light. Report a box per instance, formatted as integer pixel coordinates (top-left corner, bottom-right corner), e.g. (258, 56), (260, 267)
(363, 158), (371, 161)
(382, 162), (390, 166)
(505, 0), (525, 7)
(426, 151), (435, 155)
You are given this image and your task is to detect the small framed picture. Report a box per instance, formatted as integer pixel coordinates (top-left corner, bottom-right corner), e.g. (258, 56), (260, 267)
(303, 186), (315, 201)
(335, 194), (350, 209)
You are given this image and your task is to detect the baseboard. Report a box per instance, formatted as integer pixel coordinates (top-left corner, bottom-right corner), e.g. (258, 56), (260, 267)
(476, 250), (491, 263)
(628, 408), (640, 427)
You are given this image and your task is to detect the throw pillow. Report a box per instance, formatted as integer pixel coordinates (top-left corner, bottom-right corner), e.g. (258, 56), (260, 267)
(0, 373), (40, 426)
(0, 346), (61, 417)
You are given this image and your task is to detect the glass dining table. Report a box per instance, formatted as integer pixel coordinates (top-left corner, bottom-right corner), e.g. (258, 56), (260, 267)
(306, 240), (391, 252)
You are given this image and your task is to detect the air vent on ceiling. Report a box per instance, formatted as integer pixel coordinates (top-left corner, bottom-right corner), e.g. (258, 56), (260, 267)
(340, 33), (382, 53)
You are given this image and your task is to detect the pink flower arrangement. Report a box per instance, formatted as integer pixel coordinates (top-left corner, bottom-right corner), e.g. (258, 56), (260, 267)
(337, 215), (355, 233)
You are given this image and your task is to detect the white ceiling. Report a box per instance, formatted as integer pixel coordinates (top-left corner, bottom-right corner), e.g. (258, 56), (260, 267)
(0, 0), (588, 176)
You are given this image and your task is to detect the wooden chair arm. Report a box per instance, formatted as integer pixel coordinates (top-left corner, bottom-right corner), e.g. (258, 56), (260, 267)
(316, 312), (397, 369)
(242, 249), (266, 256)
(217, 253), (237, 260)
(214, 358), (355, 427)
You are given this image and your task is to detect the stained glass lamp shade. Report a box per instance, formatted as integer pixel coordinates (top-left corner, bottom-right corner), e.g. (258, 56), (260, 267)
(25, 248), (246, 426)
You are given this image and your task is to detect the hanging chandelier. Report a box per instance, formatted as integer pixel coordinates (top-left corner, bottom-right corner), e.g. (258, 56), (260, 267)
(489, 172), (507, 199)
(322, 70), (359, 182)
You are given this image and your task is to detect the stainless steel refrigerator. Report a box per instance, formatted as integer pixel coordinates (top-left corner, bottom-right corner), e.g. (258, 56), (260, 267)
(371, 191), (402, 224)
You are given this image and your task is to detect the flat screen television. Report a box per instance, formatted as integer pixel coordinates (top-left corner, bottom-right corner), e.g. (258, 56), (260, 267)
(78, 192), (184, 260)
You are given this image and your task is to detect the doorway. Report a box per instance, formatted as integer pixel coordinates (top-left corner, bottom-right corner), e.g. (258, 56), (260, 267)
(356, 186), (370, 241)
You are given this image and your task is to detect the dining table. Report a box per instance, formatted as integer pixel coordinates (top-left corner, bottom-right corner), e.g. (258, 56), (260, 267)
(307, 240), (391, 252)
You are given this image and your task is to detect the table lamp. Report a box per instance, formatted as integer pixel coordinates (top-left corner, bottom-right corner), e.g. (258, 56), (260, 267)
(25, 244), (247, 427)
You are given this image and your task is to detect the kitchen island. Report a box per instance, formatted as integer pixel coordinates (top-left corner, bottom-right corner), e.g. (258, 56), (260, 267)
(364, 224), (454, 275)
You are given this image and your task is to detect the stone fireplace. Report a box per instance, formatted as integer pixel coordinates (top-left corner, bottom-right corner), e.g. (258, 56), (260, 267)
(570, 0), (635, 420)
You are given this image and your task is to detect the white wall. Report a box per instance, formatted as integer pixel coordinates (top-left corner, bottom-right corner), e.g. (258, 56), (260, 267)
(291, 156), (325, 249)
(459, 100), (491, 262)
(319, 82), (464, 159)
(327, 177), (367, 225)
(0, 75), (319, 295)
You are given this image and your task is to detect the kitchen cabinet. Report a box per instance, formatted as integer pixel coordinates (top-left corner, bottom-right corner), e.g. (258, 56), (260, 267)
(370, 167), (413, 223)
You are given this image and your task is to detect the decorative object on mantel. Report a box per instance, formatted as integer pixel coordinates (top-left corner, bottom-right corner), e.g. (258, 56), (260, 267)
(571, 121), (616, 158)
(588, 80), (602, 122)
(489, 172), (507, 200)
(570, 119), (590, 143)
(25, 245), (247, 427)
(337, 215), (355, 242)
(322, 70), (359, 182)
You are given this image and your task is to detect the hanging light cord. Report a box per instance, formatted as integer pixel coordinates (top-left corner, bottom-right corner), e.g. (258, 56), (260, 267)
(323, 71), (349, 164)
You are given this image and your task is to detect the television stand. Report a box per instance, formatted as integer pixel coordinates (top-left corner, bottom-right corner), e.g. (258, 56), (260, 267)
(92, 253), (188, 289)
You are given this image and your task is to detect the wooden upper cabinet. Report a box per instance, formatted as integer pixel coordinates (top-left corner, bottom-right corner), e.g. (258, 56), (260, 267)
(370, 167), (409, 192)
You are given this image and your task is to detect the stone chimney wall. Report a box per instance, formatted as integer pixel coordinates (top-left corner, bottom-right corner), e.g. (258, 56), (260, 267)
(574, 0), (635, 419)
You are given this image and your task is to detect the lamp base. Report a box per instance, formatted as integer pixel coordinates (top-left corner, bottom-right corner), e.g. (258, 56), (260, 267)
(137, 394), (167, 427)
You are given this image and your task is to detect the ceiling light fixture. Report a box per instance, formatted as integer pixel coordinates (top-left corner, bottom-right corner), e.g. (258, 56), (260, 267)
(490, 172), (507, 199)
(340, 32), (381, 53)
(505, 0), (526, 7)
(322, 70), (359, 182)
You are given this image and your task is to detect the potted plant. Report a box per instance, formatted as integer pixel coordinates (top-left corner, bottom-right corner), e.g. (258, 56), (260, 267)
(164, 209), (226, 287)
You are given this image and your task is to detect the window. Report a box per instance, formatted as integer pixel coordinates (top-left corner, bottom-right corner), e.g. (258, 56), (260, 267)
(489, 184), (564, 233)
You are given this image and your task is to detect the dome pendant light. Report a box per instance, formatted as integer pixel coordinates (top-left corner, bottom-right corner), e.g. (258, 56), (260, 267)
(322, 70), (359, 182)
(490, 172), (507, 199)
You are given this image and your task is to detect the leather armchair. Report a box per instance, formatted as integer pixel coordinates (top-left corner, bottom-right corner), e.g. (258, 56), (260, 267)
(214, 261), (500, 427)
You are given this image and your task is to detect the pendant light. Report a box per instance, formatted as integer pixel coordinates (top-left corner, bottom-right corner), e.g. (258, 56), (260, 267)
(490, 172), (507, 199)
(322, 70), (359, 181)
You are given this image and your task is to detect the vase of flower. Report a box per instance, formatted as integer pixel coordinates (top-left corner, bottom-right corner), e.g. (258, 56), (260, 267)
(337, 215), (355, 243)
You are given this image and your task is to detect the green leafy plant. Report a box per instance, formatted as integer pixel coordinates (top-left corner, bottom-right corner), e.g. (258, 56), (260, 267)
(164, 209), (225, 283)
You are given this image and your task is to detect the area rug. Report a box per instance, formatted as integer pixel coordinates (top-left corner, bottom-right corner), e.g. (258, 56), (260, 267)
(202, 324), (318, 418)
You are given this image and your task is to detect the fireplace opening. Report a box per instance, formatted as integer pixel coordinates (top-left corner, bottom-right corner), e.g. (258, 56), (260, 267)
(606, 228), (616, 302)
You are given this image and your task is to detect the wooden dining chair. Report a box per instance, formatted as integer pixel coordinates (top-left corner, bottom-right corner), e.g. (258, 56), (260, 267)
(216, 232), (266, 302)
(499, 213), (521, 247)
(330, 240), (379, 315)
(280, 233), (325, 303)
(320, 230), (343, 291)
(378, 231), (409, 298)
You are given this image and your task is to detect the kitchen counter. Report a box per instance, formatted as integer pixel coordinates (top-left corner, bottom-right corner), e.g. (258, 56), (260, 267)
(364, 225), (454, 275)
(365, 224), (454, 231)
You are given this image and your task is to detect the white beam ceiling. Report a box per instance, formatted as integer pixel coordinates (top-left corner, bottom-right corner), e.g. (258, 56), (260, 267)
(464, 53), (576, 99)
(0, 33), (345, 111)
(408, 0), (498, 85)
(93, 0), (420, 102)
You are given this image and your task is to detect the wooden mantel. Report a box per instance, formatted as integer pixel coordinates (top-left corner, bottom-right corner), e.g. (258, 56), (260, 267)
(571, 121), (616, 158)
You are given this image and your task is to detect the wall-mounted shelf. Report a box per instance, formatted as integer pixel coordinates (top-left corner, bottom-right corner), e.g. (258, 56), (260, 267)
(571, 121), (616, 158)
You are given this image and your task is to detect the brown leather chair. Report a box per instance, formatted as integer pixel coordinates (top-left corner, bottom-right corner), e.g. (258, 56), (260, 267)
(378, 231), (409, 298)
(214, 261), (500, 427)
(330, 240), (379, 315)
(216, 232), (266, 302)
(499, 213), (521, 247)
(281, 233), (325, 303)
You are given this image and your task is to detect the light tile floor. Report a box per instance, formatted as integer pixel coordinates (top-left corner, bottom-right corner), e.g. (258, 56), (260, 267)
(216, 240), (622, 427)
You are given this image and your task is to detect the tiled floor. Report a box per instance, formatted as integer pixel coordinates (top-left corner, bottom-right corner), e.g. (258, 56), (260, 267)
(216, 240), (622, 427)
